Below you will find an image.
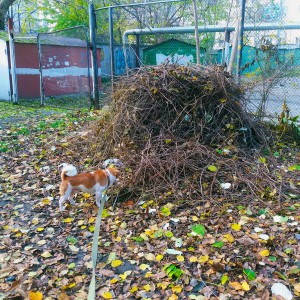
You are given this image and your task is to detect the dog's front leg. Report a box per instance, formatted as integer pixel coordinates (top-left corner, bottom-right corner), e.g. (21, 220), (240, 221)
(69, 191), (77, 206)
(59, 196), (67, 211)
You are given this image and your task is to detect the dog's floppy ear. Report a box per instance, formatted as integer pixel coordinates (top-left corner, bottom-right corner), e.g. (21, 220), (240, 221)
(104, 158), (124, 168)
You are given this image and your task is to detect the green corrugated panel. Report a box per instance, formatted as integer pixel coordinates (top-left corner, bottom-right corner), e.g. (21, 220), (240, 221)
(143, 38), (206, 66)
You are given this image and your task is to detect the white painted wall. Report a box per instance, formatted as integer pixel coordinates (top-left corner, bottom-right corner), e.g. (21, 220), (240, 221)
(0, 40), (11, 101)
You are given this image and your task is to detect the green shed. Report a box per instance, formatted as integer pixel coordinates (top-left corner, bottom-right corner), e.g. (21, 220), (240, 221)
(143, 38), (206, 66)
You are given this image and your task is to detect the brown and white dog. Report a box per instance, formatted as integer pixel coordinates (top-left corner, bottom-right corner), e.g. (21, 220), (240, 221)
(58, 158), (123, 211)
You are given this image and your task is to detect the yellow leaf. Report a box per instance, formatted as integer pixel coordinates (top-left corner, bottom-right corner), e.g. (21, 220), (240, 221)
(115, 236), (122, 242)
(102, 291), (113, 299)
(145, 229), (155, 238)
(129, 286), (138, 293)
(198, 255), (209, 263)
(145, 272), (153, 278)
(168, 294), (178, 300)
(37, 227), (44, 232)
(62, 282), (76, 290)
(176, 255), (184, 262)
(259, 249), (270, 257)
(88, 217), (95, 223)
(192, 216), (198, 221)
(42, 198), (50, 205)
(83, 193), (91, 199)
(63, 218), (73, 223)
(189, 256), (198, 263)
(229, 281), (242, 290)
(143, 284), (151, 291)
(171, 285), (182, 293)
(119, 271), (131, 281)
(89, 225), (95, 232)
(29, 291), (43, 300)
(242, 281), (250, 291)
(111, 260), (123, 267)
(157, 282), (168, 290)
(41, 251), (52, 258)
(231, 223), (241, 231)
(140, 264), (150, 271)
(156, 254), (164, 261)
(110, 278), (119, 284)
(223, 233), (235, 243)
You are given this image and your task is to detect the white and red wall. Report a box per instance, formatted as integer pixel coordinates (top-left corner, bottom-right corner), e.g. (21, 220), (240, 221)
(0, 39), (101, 101)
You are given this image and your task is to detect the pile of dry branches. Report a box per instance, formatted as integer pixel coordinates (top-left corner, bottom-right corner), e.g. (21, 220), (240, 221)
(82, 64), (287, 201)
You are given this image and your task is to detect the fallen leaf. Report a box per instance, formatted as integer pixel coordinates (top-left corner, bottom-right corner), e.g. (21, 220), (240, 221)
(41, 251), (52, 258)
(102, 291), (113, 299)
(111, 260), (123, 267)
(28, 291), (43, 300)
(229, 281), (242, 290)
(231, 223), (241, 231)
(271, 282), (293, 300)
(259, 249), (270, 257)
(241, 281), (250, 291)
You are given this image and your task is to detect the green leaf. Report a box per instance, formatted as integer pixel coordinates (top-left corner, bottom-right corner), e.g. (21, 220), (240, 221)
(67, 236), (78, 245)
(258, 157), (266, 164)
(207, 165), (217, 172)
(191, 224), (206, 237)
(161, 207), (171, 216)
(165, 231), (174, 238)
(221, 275), (228, 285)
(273, 151), (280, 158)
(164, 264), (183, 280)
(131, 236), (144, 243)
(243, 269), (256, 281)
(269, 256), (277, 262)
(68, 263), (76, 269)
(212, 241), (224, 248)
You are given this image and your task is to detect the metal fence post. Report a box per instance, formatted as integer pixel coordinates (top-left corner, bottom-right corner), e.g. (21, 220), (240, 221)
(109, 7), (115, 81)
(37, 34), (45, 106)
(236, 0), (246, 83)
(89, 2), (100, 110)
(7, 16), (18, 104)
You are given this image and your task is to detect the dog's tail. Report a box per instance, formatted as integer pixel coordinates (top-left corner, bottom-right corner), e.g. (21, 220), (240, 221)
(103, 158), (124, 168)
(59, 163), (78, 180)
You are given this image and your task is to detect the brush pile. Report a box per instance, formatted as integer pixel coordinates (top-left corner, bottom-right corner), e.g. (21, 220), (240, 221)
(85, 64), (283, 200)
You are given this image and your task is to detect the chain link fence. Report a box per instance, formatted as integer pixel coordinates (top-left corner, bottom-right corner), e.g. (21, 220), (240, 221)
(37, 26), (92, 109)
(94, 0), (300, 118)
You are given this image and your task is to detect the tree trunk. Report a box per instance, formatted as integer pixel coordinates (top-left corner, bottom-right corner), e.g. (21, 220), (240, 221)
(0, 0), (16, 30)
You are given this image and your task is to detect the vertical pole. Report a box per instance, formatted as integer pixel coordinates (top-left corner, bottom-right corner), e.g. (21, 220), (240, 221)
(7, 15), (18, 104)
(89, 3), (100, 110)
(192, 0), (201, 65)
(135, 34), (140, 68)
(109, 7), (115, 82)
(85, 26), (93, 109)
(37, 34), (45, 106)
(236, 0), (246, 83)
(224, 29), (230, 68)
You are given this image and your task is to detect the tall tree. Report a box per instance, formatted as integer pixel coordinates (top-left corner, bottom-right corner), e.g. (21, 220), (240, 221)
(0, 0), (16, 30)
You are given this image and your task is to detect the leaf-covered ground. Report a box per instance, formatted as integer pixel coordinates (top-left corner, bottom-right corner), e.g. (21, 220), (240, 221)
(0, 102), (300, 300)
